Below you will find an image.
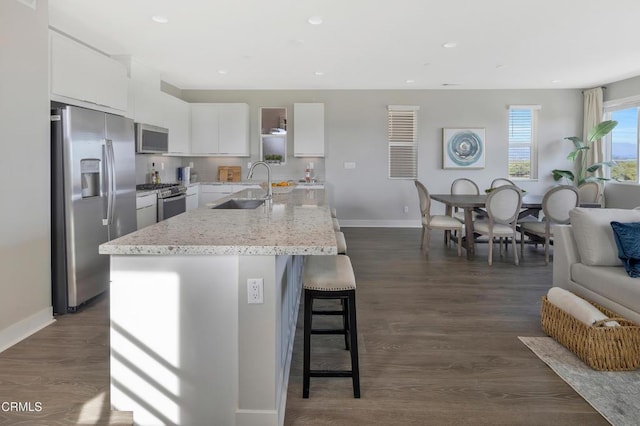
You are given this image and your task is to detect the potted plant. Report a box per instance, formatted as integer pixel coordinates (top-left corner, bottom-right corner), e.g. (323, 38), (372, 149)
(552, 120), (618, 185)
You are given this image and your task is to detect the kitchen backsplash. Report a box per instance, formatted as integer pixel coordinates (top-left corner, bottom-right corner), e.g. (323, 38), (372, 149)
(135, 155), (325, 184)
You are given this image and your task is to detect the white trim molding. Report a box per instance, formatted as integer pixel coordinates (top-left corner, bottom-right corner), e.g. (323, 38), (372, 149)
(0, 307), (54, 353)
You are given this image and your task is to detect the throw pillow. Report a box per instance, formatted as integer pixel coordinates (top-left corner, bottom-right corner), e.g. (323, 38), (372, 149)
(571, 207), (640, 266)
(610, 221), (640, 278)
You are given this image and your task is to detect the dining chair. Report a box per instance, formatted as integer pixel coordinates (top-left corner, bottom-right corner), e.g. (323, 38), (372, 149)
(577, 182), (602, 205)
(473, 185), (522, 265)
(450, 178), (482, 223)
(414, 180), (463, 256)
(520, 185), (579, 265)
(490, 177), (516, 188)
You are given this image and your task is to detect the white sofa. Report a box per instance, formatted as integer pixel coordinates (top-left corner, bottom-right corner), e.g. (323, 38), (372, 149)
(553, 207), (640, 325)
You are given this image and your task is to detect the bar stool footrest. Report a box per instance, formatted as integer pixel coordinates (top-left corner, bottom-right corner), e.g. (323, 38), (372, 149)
(311, 328), (347, 335)
(309, 370), (353, 378)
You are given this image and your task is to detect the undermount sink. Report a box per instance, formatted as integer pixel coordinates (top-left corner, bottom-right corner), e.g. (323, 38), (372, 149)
(211, 199), (265, 209)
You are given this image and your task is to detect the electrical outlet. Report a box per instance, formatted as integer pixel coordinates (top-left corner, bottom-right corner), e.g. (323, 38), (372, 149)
(160, 162), (165, 170)
(403, 206), (409, 213)
(247, 278), (263, 304)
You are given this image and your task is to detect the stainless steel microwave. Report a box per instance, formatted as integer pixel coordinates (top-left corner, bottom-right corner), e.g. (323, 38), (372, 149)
(135, 123), (169, 153)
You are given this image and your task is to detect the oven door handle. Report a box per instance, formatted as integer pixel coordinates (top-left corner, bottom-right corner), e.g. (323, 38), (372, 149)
(163, 194), (186, 201)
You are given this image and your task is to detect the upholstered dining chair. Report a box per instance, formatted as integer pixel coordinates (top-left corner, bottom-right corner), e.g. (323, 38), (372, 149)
(520, 185), (579, 265)
(450, 178), (482, 223)
(473, 185), (522, 265)
(414, 180), (463, 256)
(490, 177), (516, 188)
(577, 182), (602, 205)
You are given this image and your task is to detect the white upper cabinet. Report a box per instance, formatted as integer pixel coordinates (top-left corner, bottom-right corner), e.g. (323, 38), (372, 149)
(191, 103), (250, 156)
(50, 31), (127, 112)
(294, 103), (325, 157)
(162, 93), (191, 154)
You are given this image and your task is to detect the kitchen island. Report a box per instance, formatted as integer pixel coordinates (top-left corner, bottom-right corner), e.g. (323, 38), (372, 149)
(99, 188), (336, 426)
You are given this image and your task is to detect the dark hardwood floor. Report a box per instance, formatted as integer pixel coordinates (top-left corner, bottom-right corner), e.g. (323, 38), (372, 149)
(0, 228), (607, 425)
(284, 228), (607, 426)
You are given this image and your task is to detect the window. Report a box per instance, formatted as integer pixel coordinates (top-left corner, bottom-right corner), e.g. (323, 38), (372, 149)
(604, 99), (639, 182)
(508, 105), (540, 179)
(388, 105), (419, 179)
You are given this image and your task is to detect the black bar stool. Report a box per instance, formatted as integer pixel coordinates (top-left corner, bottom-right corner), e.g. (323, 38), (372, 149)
(302, 255), (360, 398)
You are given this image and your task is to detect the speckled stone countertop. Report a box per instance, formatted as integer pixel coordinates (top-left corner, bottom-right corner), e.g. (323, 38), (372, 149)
(100, 188), (336, 256)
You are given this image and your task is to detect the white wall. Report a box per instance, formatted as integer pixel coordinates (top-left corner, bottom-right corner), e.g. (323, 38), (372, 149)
(0, 0), (53, 351)
(183, 89), (583, 225)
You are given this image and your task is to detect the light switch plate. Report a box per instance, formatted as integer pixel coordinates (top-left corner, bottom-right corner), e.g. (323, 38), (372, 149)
(344, 162), (356, 169)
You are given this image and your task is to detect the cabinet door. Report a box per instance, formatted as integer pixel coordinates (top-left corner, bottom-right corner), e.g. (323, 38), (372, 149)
(95, 55), (128, 111)
(51, 33), (95, 103)
(294, 103), (325, 157)
(198, 185), (232, 207)
(136, 205), (157, 230)
(218, 104), (250, 156)
(191, 104), (220, 154)
(164, 93), (191, 153)
(50, 31), (127, 111)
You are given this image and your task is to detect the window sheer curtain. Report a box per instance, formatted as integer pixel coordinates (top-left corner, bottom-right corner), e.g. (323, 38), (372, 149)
(583, 87), (604, 177)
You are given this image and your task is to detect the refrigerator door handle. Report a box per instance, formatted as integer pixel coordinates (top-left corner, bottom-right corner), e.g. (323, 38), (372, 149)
(103, 139), (116, 226)
(101, 141), (110, 226)
(107, 139), (117, 225)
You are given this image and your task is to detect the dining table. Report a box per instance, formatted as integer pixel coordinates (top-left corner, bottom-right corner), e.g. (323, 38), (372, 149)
(429, 193), (600, 259)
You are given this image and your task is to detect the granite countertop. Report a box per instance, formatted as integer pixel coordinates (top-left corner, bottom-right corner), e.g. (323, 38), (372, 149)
(100, 188), (336, 256)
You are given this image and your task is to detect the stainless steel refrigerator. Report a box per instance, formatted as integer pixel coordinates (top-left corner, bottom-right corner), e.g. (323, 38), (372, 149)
(51, 104), (137, 314)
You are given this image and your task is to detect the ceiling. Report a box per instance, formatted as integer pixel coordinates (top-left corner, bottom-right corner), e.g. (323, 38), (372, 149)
(48, 0), (640, 91)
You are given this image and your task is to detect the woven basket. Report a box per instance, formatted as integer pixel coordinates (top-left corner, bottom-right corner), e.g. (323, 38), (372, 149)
(541, 295), (640, 371)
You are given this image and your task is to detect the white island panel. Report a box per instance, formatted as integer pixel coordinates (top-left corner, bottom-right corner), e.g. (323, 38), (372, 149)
(110, 255), (239, 426)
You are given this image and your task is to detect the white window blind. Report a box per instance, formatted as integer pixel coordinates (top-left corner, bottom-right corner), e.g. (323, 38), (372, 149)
(508, 105), (540, 179)
(388, 105), (419, 179)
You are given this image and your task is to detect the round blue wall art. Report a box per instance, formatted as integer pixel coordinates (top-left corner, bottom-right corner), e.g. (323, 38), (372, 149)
(445, 130), (484, 167)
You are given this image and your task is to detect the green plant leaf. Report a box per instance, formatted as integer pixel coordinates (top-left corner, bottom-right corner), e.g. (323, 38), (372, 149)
(586, 161), (617, 173)
(567, 146), (589, 161)
(587, 120), (618, 143)
(551, 169), (574, 182)
(565, 136), (586, 150)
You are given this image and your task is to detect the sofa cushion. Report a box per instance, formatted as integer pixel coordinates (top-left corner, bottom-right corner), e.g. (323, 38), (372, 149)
(610, 221), (640, 277)
(570, 207), (640, 266)
(571, 263), (640, 314)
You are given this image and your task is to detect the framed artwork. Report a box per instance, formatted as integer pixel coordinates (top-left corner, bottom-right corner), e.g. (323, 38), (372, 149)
(443, 128), (485, 169)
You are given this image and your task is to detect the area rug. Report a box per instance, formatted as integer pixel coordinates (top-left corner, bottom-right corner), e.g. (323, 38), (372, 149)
(519, 336), (640, 426)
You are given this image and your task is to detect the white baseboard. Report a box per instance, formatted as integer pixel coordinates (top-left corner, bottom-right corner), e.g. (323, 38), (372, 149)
(338, 219), (421, 228)
(0, 307), (55, 353)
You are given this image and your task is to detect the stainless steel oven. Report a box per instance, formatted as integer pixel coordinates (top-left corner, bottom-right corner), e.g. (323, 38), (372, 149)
(158, 192), (186, 221)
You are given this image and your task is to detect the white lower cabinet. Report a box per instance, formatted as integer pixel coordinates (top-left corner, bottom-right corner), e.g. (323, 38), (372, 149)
(186, 185), (199, 211)
(136, 193), (157, 230)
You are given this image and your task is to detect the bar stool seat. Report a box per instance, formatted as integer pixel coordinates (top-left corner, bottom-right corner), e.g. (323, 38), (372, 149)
(302, 255), (360, 398)
(331, 207), (337, 218)
(332, 218), (341, 231)
(336, 231), (347, 255)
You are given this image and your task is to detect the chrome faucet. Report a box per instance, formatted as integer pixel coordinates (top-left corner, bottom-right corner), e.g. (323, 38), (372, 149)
(247, 161), (273, 200)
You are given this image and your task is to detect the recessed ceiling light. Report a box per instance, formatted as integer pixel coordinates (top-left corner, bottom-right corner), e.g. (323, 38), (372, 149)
(151, 15), (169, 24)
(218, 70), (228, 75)
(308, 16), (323, 25)
(551, 79), (561, 83)
(442, 83), (461, 86)
(405, 79), (416, 84)
(314, 71), (324, 76)
(442, 42), (457, 48)
(495, 64), (506, 69)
